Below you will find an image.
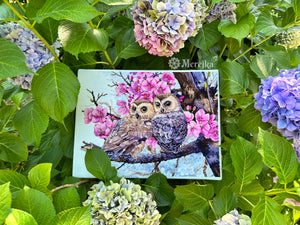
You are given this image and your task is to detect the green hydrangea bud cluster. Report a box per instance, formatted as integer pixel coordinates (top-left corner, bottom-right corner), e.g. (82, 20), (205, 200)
(275, 30), (300, 50)
(83, 178), (161, 225)
(214, 209), (251, 225)
(205, 0), (237, 24)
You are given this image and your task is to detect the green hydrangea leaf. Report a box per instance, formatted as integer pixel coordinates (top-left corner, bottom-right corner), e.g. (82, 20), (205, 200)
(31, 62), (80, 122)
(56, 205), (91, 225)
(144, 173), (175, 207)
(258, 129), (298, 184)
(0, 3), (24, 22)
(252, 196), (287, 225)
(218, 13), (255, 45)
(12, 187), (57, 225)
(98, 0), (134, 5)
(0, 104), (17, 133)
(0, 170), (29, 193)
(250, 54), (278, 79)
(0, 182), (11, 224)
(293, 0), (300, 18)
(174, 183), (214, 211)
(58, 21), (108, 59)
(84, 148), (118, 183)
(5, 208), (38, 225)
(13, 100), (49, 146)
(255, 11), (285, 36)
(53, 186), (81, 213)
(238, 103), (271, 134)
(0, 38), (32, 79)
(0, 133), (28, 163)
(219, 61), (248, 97)
(189, 21), (221, 51)
(115, 29), (147, 59)
(34, 0), (99, 23)
(213, 187), (237, 217)
(230, 136), (262, 189)
(28, 163), (52, 190)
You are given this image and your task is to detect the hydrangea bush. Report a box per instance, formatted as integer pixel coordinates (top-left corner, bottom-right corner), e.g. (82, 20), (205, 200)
(0, 0), (300, 225)
(83, 178), (161, 225)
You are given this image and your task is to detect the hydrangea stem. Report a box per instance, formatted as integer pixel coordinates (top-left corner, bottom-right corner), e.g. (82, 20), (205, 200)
(104, 50), (116, 69)
(3, 0), (60, 62)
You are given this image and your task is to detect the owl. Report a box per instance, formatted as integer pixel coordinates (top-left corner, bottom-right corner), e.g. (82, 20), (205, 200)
(103, 99), (155, 159)
(152, 93), (188, 153)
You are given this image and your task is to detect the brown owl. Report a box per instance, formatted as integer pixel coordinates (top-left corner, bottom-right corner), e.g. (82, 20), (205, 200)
(103, 99), (155, 159)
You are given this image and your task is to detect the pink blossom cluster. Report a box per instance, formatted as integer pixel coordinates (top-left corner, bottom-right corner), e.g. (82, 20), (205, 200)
(84, 105), (118, 139)
(115, 72), (177, 116)
(184, 107), (219, 142)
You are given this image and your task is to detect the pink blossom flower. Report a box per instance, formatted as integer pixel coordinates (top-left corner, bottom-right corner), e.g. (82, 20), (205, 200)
(208, 126), (219, 142)
(186, 105), (192, 110)
(155, 81), (170, 95)
(91, 105), (107, 123)
(179, 96), (184, 102)
(139, 92), (154, 102)
(115, 83), (127, 96)
(193, 106), (196, 111)
(146, 137), (157, 148)
(195, 109), (210, 126)
(117, 100), (130, 115)
(94, 123), (111, 139)
(200, 123), (210, 137)
(187, 121), (201, 137)
(141, 77), (158, 92)
(161, 72), (175, 83)
(84, 107), (94, 124)
(184, 111), (194, 123)
(128, 81), (142, 95)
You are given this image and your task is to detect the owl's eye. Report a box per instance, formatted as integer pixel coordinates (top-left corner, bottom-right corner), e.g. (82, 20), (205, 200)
(164, 101), (171, 107)
(155, 102), (160, 107)
(141, 106), (148, 113)
(132, 106), (137, 111)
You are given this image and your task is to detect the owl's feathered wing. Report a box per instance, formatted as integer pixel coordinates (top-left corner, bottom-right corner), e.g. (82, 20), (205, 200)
(152, 110), (187, 153)
(103, 116), (152, 154)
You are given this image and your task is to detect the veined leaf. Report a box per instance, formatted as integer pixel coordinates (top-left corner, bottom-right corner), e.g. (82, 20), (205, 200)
(0, 38), (32, 79)
(84, 148), (118, 183)
(219, 61), (248, 97)
(176, 214), (210, 225)
(57, 205), (91, 225)
(174, 183), (214, 211)
(98, 0), (134, 5)
(13, 100), (49, 146)
(230, 136), (262, 189)
(144, 173), (175, 207)
(0, 133), (27, 163)
(28, 163), (52, 189)
(34, 0), (99, 23)
(218, 13), (255, 45)
(12, 187), (57, 225)
(258, 129), (298, 184)
(31, 62), (80, 122)
(58, 21), (108, 59)
(0, 170), (29, 193)
(250, 54), (278, 79)
(252, 196), (286, 225)
(0, 104), (17, 133)
(0, 182), (11, 224)
(5, 208), (38, 225)
(53, 186), (81, 213)
(213, 187), (237, 217)
(256, 11), (285, 36)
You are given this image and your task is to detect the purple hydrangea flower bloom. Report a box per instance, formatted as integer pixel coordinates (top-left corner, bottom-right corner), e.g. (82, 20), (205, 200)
(254, 65), (300, 140)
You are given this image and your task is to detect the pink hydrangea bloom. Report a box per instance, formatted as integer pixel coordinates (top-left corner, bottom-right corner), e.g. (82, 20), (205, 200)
(195, 109), (210, 126)
(184, 111), (194, 123)
(117, 100), (130, 115)
(115, 83), (127, 96)
(187, 121), (201, 137)
(84, 107), (94, 124)
(91, 105), (107, 123)
(146, 137), (157, 148)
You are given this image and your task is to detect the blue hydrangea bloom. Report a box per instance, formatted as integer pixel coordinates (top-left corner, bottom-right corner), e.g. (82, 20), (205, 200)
(254, 65), (300, 140)
(0, 22), (60, 89)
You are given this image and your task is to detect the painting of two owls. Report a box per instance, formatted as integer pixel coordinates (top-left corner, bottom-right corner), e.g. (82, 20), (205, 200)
(73, 70), (221, 180)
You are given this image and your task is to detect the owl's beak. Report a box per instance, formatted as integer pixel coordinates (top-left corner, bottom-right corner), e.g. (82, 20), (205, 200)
(135, 113), (140, 119)
(160, 108), (165, 113)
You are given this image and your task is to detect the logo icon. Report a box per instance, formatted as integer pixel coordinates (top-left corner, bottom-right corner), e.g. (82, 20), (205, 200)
(168, 57), (181, 70)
